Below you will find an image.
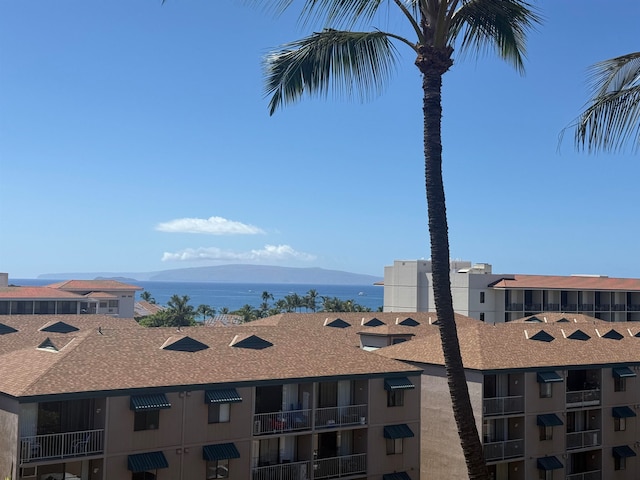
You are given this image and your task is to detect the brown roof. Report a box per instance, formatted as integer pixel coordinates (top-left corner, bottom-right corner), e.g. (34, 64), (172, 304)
(46, 280), (143, 291)
(0, 287), (84, 299)
(490, 274), (640, 291)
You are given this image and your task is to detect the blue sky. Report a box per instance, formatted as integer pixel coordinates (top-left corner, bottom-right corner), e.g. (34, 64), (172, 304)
(1, 0), (638, 280)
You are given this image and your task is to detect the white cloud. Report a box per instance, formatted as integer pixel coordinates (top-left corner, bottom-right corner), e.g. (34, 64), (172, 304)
(161, 244), (317, 263)
(155, 216), (265, 235)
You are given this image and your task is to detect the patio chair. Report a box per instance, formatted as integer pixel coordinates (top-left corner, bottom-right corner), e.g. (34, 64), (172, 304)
(72, 433), (91, 454)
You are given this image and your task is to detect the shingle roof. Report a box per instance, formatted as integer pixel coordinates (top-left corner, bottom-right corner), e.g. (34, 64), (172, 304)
(489, 274), (640, 291)
(46, 280), (143, 291)
(0, 287), (84, 299)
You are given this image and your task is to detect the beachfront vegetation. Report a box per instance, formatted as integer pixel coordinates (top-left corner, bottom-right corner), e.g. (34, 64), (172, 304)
(139, 294), (197, 327)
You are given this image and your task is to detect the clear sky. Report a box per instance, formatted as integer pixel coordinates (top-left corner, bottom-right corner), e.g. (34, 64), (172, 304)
(1, 0), (638, 280)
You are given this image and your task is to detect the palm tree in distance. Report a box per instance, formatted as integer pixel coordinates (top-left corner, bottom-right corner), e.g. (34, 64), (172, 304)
(573, 51), (640, 153)
(197, 304), (216, 322)
(254, 1), (540, 478)
(140, 291), (155, 304)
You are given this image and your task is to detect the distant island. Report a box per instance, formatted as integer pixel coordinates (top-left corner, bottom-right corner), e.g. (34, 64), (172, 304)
(38, 264), (383, 286)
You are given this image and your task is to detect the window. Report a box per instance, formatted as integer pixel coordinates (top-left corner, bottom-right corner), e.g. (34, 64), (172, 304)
(108, 300), (119, 308)
(539, 425), (553, 441)
(387, 389), (404, 407)
(539, 382), (552, 398)
(480, 292), (485, 304)
(615, 376), (626, 392)
(479, 313), (485, 322)
(615, 456), (626, 471)
(208, 403), (230, 424)
(538, 470), (553, 480)
(134, 410), (159, 431)
(132, 473), (156, 480)
(386, 438), (403, 455)
(615, 417), (627, 432)
(99, 302), (107, 308)
(207, 459), (229, 479)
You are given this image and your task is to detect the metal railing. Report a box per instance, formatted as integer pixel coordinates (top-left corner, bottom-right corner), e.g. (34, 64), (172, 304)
(483, 396), (524, 416)
(315, 405), (367, 428)
(253, 409), (312, 435)
(566, 470), (601, 480)
(313, 453), (367, 479)
(566, 429), (600, 450)
(252, 460), (311, 480)
(483, 439), (524, 462)
(566, 389), (600, 408)
(20, 428), (104, 463)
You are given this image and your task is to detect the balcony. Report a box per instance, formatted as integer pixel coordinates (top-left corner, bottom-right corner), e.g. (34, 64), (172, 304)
(524, 304), (542, 312)
(20, 428), (104, 463)
(253, 409), (312, 435)
(543, 303), (560, 311)
(252, 460), (311, 480)
(483, 396), (524, 416)
(566, 470), (601, 480)
(595, 304), (610, 312)
(566, 389), (600, 408)
(315, 405), (367, 429)
(314, 453), (367, 479)
(505, 304), (523, 311)
(566, 429), (600, 450)
(483, 439), (524, 462)
(612, 304), (626, 311)
(578, 304), (594, 311)
(561, 304), (578, 312)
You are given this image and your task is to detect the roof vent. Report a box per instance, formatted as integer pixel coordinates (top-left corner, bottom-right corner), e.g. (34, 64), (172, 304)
(324, 318), (350, 328)
(229, 334), (273, 350)
(37, 337), (59, 352)
(397, 317), (420, 327)
(526, 316), (543, 323)
(162, 335), (209, 352)
(602, 329), (624, 340)
(361, 317), (385, 327)
(567, 329), (591, 341)
(556, 317), (570, 323)
(530, 330), (554, 342)
(40, 321), (79, 334)
(0, 323), (18, 335)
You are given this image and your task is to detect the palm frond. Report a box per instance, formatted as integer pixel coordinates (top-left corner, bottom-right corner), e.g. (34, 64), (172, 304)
(264, 29), (399, 115)
(575, 52), (640, 153)
(450, 0), (541, 73)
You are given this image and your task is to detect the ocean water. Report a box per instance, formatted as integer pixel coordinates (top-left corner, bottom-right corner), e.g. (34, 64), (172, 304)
(13, 279), (384, 312)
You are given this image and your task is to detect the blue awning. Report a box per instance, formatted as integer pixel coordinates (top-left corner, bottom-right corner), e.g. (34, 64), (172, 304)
(128, 451), (168, 472)
(383, 473), (411, 480)
(383, 424), (414, 439)
(205, 388), (242, 404)
(537, 414), (564, 427)
(537, 456), (563, 470)
(612, 445), (637, 458)
(613, 366), (636, 378)
(612, 406), (637, 418)
(537, 371), (563, 383)
(384, 377), (415, 391)
(203, 443), (240, 461)
(130, 393), (171, 411)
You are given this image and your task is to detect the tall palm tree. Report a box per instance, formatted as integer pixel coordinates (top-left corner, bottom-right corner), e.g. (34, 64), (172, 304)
(166, 294), (196, 325)
(140, 290), (155, 304)
(254, 1), (539, 478)
(197, 304), (216, 322)
(573, 51), (640, 153)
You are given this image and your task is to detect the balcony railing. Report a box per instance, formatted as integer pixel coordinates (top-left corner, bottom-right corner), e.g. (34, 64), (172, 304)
(566, 429), (600, 450)
(315, 405), (367, 428)
(506, 304), (523, 311)
(524, 304), (542, 312)
(544, 303), (560, 311)
(566, 389), (600, 408)
(314, 453), (367, 479)
(483, 439), (524, 462)
(483, 396), (524, 416)
(578, 304), (594, 311)
(20, 428), (104, 463)
(595, 304), (610, 311)
(252, 460), (311, 480)
(612, 304), (626, 311)
(566, 470), (601, 480)
(253, 409), (312, 435)
(561, 304), (578, 312)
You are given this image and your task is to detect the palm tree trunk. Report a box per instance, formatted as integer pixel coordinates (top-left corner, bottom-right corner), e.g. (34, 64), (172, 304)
(422, 67), (488, 480)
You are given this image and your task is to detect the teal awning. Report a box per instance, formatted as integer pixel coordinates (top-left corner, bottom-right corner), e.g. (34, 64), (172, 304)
(205, 388), (242, 404)
(384, 377), (415, 391)
(537, 371), (563, 383)
(383, 424), (414, 439)
(128, 451), (168, 472)
(613, 445), (637, 458)
(383, 473), (411, 480)
(612, 406), (637, 418)
(130, 393), (171, 411)
(537, 414), (564, 427)
(537, 456), (563, 470)
(613, 366), (636, 378)
(203, 443), (240, 461)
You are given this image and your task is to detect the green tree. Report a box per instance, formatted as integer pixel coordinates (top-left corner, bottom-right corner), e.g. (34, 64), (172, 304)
(259, 290), (275, 317)
(573, 51), (640, 153)
(197, 304), (216, 322)
(304, 289), (319, 312)
(165, 294), (197, 326)
(140, 290), (155, 304)
(255, 1), (539, 478)
(234, 304), (259, 323)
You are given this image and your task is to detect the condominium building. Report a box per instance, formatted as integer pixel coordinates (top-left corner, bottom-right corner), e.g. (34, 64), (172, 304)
(382, 260), (640, 323)
(0, 273), (142, 318)
(0, 314), (421, 480)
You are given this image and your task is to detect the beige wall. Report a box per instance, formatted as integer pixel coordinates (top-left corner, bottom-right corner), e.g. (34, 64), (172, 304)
(0, 396), (18, 480)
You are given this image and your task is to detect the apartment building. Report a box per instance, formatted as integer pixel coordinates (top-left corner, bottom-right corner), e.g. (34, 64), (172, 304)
(377, 314), (640, 480)
(382, 260), (640, 323)
(0, 273), (142, 318)
(0, 314), (421, 480)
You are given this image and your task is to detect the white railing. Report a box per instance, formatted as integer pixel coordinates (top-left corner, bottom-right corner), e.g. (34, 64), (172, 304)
(566, 390), (600, 408)
(252, 460), (311, 480)
(20, 428), (104, 463)
(566, 429), (600, 450)
(482, 396), (524, 416)
(483, 439), (524, 461)
(314, 405), (367, 428)
(313, 453), (367, 479)
(566, 470), (601, 480)
(253, 409), (312, 435)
